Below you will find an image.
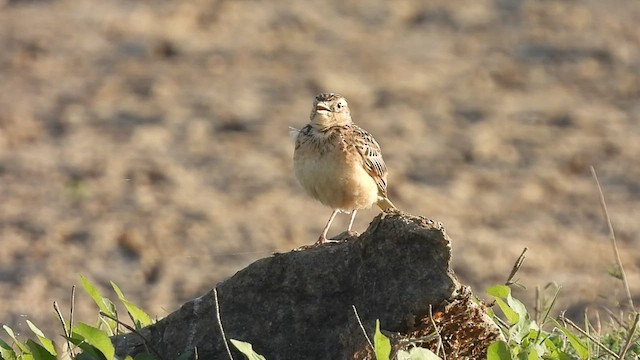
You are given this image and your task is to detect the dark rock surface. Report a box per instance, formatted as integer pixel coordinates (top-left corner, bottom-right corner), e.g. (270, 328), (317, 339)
(112, 211), (496, 359)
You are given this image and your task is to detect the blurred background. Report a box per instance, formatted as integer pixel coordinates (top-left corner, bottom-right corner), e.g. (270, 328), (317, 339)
(1, 0), (639, 338)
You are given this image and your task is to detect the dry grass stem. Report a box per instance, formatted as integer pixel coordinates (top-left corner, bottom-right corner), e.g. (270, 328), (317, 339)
(534, 285), (560, 344)
(560, 314), (618, 358)
(214, 287), (234, 360)
(505, 247), (527, 286)
(428, 305), (446, 360)
(52, 301), (72, 357)
(351, 305), (374, 351)
(618, 312), (639, 359)
(69, 285), (75, 339)
(590, 166), (635, 312)
(488, 247), (528, 308)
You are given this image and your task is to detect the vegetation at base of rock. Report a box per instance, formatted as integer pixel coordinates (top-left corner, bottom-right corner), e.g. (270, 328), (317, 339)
(484, 282), (639, 359)
(1, 277), (637, 360)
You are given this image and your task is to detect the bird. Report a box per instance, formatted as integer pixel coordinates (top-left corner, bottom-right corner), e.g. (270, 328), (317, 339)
(292, 93), (396, 245)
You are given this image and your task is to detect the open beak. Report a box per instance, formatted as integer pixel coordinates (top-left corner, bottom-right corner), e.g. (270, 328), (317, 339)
(315, 103), (331, 112)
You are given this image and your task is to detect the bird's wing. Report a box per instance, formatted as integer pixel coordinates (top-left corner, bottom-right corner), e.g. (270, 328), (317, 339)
(352, 125), (388, 196)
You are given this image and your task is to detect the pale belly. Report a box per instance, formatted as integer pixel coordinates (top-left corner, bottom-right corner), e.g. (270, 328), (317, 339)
(294, 150), (379, 211)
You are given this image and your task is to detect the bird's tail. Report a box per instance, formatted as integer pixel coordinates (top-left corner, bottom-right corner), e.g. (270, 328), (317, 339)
(376, 196), (396, 211)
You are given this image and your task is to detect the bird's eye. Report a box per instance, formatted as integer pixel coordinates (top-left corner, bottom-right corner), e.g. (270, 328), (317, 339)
(337, 102), (344, 109)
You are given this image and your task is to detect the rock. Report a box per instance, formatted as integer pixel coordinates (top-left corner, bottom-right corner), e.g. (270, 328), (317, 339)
(112, 211), (500, 359)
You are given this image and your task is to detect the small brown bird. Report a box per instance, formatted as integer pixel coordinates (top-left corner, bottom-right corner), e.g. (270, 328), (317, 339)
(292, 93), (395, 245)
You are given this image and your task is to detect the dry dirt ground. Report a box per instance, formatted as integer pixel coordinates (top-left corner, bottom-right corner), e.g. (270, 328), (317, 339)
(1, 0), (639, 339)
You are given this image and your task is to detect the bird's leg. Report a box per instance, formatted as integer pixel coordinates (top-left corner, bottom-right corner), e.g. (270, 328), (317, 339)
(316, 209), (339, 245)
(347, 210), (358, 232)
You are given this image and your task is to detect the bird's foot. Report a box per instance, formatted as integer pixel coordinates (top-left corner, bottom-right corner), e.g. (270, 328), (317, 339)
(316, 235), (343, 245)
(294, 236), (331, 251)
(295, 233), (355, 251)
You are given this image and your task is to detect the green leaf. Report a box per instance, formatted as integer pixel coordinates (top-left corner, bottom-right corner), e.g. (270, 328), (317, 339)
(552, 320), (589, 360)
(26, 320), (56, 356)
(230, 339), (266, 360)
(80, 276), (118, 333)
(72, 323), (115, 360)
(111, 282), (152, 328)
(506, 294), (528, 322)
(487, 286), (523, 326)
(2, 325), (29, 354)
(374, 320), (391, 360)
(486, 285), (511, 299)
(0, 337), (17, 360)
(67, 339), (104, 360)
(523, 352), (537, 360)
(80, 276), (108, 314)
(80, 276), (117, 317)
(495, 297), (520, 325)
(397, 347), (442, 360)
(487, 341), (512, 360)
(548, 349), (574, 360)
(25, 340), (55, 360)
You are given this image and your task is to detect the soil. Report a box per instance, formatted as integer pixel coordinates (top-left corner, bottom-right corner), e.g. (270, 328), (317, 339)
(1, 0), (639, 339)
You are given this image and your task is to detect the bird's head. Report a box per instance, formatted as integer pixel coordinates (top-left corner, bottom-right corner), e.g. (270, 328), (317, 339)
(309, 93), (352, 128)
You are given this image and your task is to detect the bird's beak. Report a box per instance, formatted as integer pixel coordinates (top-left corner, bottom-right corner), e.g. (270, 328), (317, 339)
(315, 103), (331, 112)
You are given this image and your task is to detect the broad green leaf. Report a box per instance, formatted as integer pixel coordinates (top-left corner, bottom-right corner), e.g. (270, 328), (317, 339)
(80, 276), (118, 332)
(80, 276), (110, 315)
(552, 320), (589, 360)
(525, 349), (541, 360)
(494, 297), (520, 325)
(3, 325), (28, 353)
(0, 337), (17, 360)
(509, 311), (532, 344)
(548, 349), (574, 360)
(80, 276), (118, 317)
(26, 320), (56, 356)
(397, 347), (441, 360)
(230, 339), (266, 360)
(111, 282), (152, 328)
(487, 286), (523, 326)
(72, 323), (115, 360)
(533, 343), (546, 358)
(25, 340), (55, 360)
(506, 294), (528, 322)
(526, 325), (542, 345)
(373, 320), (391, 360)
(487, 341), (512, 360)
(542, 336), (556, 350)
(486, 285), (511, 299)
(67, 336), (104, 360)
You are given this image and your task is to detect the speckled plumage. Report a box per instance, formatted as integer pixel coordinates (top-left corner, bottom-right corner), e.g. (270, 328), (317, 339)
(292, 93), (395, 245)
